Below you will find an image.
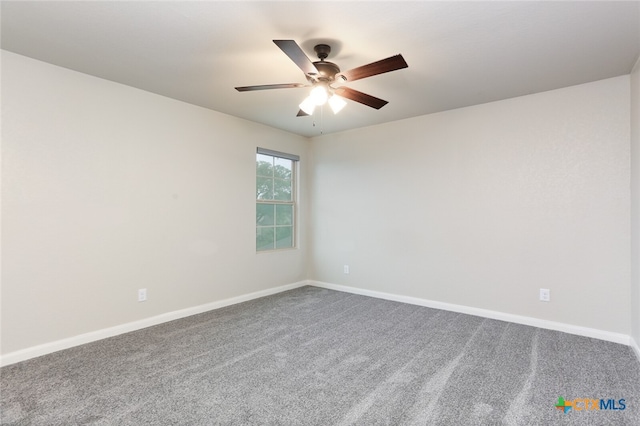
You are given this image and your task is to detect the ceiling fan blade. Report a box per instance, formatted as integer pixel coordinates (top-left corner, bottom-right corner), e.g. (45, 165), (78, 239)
(235, 83), (307, 92)
(336, 54), (408, 83)
(273, 40), (319, 76)
(334, 87), (388, 109)
(296, 109), (310, 117)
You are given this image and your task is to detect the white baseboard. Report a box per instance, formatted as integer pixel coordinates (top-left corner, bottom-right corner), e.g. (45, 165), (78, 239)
(3, 280), (635, 367)
(310, 281), (632, 346)
(0, 280), (309, 367)
(631, 337), (640, 364)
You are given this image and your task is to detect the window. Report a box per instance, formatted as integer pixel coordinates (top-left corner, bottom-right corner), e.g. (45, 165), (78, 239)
(256, 148), (298, 251)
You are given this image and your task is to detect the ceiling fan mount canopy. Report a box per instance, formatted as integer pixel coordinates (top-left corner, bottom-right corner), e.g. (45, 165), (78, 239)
(313, 44), (331, 60)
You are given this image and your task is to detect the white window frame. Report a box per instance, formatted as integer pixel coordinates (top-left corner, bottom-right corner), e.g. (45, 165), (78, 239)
(256, 148), (298, 252)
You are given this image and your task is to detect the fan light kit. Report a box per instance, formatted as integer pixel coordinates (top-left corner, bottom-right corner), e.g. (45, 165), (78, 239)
(235, 40), (408, 117)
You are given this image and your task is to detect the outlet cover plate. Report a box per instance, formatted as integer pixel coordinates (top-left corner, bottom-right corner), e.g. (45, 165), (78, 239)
(539, 288), (550, 302)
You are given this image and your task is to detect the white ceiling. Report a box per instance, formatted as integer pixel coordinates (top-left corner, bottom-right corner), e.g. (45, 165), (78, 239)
(2, 1), (639, 138)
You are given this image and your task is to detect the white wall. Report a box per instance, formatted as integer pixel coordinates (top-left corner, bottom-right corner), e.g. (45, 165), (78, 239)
(631, 56), (640, 349)
(1, 49), (636, 359)
(1, 51), (310, 355)
(310, 76), (631, 335)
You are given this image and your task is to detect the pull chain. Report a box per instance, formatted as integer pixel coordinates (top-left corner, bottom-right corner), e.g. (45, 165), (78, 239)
(311, 106), (325, 134)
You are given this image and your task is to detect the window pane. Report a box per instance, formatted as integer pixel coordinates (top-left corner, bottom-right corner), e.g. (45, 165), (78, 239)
(256, 154), (274, 177)
(274, 157), (292, 179)
(256, 177), (273, 200)
(273, 178), (292, 201)
(257, 227), (275, 251)
(275, 226), (293, 249)
(275, 204), (293, 225)
(256, 203), (275, 226)
(272, 179), (292, 201)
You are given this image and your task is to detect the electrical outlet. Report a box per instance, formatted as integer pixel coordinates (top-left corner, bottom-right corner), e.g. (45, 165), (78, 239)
(343, 265), (350, 274)
(138, 288), (147, 302)
(539, 288), (550, 302)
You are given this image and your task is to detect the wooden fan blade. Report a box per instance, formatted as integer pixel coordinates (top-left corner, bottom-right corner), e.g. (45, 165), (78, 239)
(296, 109), (309, 117)
(273, 40), (319, 76)
(334, 87), (388, 109)
(336, 54), (408, 83)
(235, 83), (307, 92)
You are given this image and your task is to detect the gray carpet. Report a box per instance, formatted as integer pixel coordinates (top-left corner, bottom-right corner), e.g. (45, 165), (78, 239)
(1, 286), (639, 425)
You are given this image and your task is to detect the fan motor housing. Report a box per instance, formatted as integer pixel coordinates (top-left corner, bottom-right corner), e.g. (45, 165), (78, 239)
(309, 61), (340, 82)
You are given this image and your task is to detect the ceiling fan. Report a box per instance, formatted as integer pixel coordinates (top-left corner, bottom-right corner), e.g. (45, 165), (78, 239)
(235, 40), (408, 117)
